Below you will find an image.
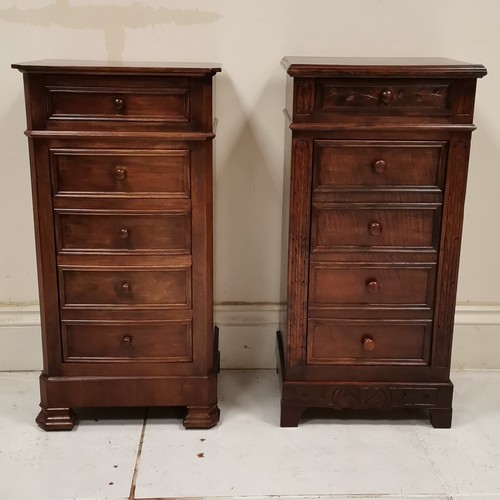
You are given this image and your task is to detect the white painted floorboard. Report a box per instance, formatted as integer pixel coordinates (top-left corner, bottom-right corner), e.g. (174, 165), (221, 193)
(0, 370), (499, 500)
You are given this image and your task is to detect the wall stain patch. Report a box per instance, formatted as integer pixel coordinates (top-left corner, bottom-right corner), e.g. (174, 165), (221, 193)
(0, 0), (221, 60)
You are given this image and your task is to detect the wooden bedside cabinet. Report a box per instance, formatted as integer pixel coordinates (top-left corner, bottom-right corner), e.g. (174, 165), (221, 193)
(278, 57), (486, 428)
(12, 60), (221, 430)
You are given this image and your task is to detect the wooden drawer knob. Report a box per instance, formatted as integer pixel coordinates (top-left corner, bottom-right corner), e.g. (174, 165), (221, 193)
(373, 159), (387, 173)
(122, 335), (133, 345)
(119, 227), (129, 239)
(121, 282), (131, 294)
(114, 167), (126, 180)
(381, 89), (393, 104)
(112, 97), (124, 111)
(362, 336), (376, 351)
(366, 280), (380, 294)
(368, 221), (383, 236)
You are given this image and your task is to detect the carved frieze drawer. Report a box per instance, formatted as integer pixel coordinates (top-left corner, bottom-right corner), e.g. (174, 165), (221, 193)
(318, 79), (451, 115)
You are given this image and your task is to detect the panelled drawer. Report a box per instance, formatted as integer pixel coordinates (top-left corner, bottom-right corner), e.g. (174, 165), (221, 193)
(316, 79), (452, 116)
(50, 149), (191, 197)
(309, 264), (435, 307)
(43, 75), (190, 125)
(60, 268), (191, 308)
(313, 141), (446, 190)
(307, 319), (431, 365)
(56, 212), (191, 254)
(311, 205), (440, 251)
(62, 321), (192, 362)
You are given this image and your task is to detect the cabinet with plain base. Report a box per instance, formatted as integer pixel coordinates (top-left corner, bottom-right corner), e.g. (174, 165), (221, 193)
(278, 57), (486, 428)
(12, 60), (221, 430)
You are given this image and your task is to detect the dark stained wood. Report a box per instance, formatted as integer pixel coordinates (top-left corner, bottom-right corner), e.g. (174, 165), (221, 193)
(313, 140), (446, 190)
(282, 56), (487, 78)
(307, 320), (431, 365)
(432, 138), (473, 367)
(63, 321), (192, 362)
(47, 80), (190, 122)
(56, 212), (191, 254)
(429, 407), (453, 428)
(285, 139), (313, 367)
(311, 205), (441, 250)
(12, 60), (222, 75)
(318, 80), (451, 114)
(309, 264), (435, 307)
(51, 148), (191, 197)
(278, 57), (485, 427)
(35, 406), (78, 431)
(13, 61), (221, 430)
(21, 74), (208, 132)
(60, 268), (191, 307)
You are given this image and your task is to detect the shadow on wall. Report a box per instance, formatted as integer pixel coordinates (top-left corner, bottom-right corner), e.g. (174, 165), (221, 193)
(0, 0), (222, 60)
(0, 84), (38, 301)
(214, 72), (284, 303)
(457, 103), (500, 302)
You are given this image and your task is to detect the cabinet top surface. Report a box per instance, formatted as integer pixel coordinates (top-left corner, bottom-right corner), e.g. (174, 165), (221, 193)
(281, 56), (487, 78)
(11, 59), (222, 75)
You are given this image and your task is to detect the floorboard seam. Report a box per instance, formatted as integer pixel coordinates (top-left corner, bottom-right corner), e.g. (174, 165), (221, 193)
(129, 407), (149, 500)
(413, 424), (452, 499)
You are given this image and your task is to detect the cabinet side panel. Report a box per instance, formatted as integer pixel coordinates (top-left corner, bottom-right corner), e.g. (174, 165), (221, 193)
(285, 137), (313, 367)
(190, 141), (214, 374)
(29, 139), (63, 373)
(279, 119), (292, 341)
(432, 134), (472, 369)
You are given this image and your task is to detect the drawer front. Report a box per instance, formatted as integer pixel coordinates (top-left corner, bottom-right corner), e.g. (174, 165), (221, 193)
(45, 76), (190, 123)
(61, 269), (191, 308)
(314, 141), (446, 190)
(56, 212), (191, 254)
(307, 320), (430, 365)
(309, 264), (434, 307)
(62, 321), (192, 362)
(51, 149), (191, 197)
(311, 206), (440, 250)
(317, 79), (451, 115)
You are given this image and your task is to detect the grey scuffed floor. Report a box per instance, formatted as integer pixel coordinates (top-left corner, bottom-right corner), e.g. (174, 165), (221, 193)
(1, 369), (499, 500)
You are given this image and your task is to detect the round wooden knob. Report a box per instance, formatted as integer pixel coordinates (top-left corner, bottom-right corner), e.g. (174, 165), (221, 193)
(119, 227), (129, 239)
(362, 337), (376, 351)
(121, 282), (131, 293)
(112, 97), (124, 111)
(114, 167), (126, 180)
(373, 159), (387, 173)
(368, 221), (383, 236)
(122, 335), (133, 345)
(366, 280), (380, 294)
(381, 90), (393, 104)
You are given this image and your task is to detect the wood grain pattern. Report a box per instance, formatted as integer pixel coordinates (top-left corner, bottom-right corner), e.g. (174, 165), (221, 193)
(319, 81), (450, 113)
(311, 205), (440, 250)
(286, 139), (312, 367)
(63, 321), (192, 362)
(433, 139), (471, 367)
(51, 148), (191, 197)
(47, 84), (190, 122)
(60, 268), (191, 308)
(309, 264), (434, 307)
(56, 212), (191, 254)
(313, 140), (446, 190)
(307, 319), (430, 365)
(295, 78), (314, 115)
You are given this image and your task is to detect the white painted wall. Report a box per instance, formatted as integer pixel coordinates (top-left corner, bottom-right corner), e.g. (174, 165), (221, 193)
(0, 0), (499, 369)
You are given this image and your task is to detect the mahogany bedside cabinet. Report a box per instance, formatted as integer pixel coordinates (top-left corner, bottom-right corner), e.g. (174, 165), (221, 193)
(12, 60), (221, 430)
(277, 57), (486, 428)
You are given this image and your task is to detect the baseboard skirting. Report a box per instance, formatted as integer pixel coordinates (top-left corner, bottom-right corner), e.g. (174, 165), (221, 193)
(1, 303), (500, 371)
